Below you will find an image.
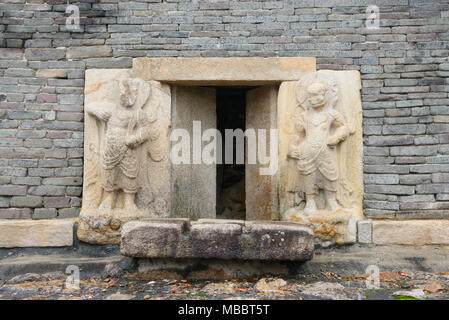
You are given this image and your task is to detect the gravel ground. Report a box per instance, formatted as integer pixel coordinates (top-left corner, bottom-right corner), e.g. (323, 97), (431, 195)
(1, 270), (449, 300)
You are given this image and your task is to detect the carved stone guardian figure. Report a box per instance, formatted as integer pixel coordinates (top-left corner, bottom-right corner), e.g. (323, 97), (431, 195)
(78, 70), (171, 244)
(279, 71), (363, 244)
(86, 78), (154, 212)
(288, 80), (349, 215)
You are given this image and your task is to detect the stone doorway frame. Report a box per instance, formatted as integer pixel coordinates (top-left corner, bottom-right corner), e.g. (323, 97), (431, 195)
(80, 57), (366, 246)
(132, 57), (317, 221)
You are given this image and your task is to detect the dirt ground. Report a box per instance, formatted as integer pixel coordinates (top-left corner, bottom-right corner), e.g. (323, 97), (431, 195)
(1, 270), (449, 300)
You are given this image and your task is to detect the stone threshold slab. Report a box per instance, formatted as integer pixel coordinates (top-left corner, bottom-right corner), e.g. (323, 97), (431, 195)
(0, 219), (75, 248)
(121, 219), (314, 261)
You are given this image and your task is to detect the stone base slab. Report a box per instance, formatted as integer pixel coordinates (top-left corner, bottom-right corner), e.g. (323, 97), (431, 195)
(283, 208), (359, 245)
(372, 220), (449, 245)
(121, 219), (314, 261)
(77, 209), (151, 245)
(0, 219), (75, 248)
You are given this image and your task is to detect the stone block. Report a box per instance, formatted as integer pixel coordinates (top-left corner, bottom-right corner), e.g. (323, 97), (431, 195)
(28, 186), (66, 196)
(85, 58), (133, 68)
(0, 48), (24, 60)
(66, 46), (112, 59)
(25, 48), (66, 61)
(372, 220), (449, 245)
(0, 197), (9, 208)
(246, 85), (278, 220)
(58, 208), (80, 218)
(36, 93), (57, 103)
(245, 222), (315, 260)
(132, 57), (316, 85)
(365, 174), (399, 185)
(43, 197), (70, 208)
(33, 208), (58, 220)
(0, 186), (27, 196)
(190, 223), (242, 259)
(35, 69), (67, 79)
(120, 219), (314, 261)
(170, 86), (215, 220)
(431, 172), (449, 183)
(120, 220), (187, 258)
(0, 208), (32, 219)
(0, 219), (75, 248)
(357, 220), (372, 244)
(9, 196), (43, 208)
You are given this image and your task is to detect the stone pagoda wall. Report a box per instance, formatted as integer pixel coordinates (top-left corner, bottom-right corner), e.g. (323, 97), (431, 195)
(1, 0), (449, 222)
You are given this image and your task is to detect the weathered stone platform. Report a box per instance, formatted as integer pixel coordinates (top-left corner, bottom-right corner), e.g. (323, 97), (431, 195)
(120, 219), (314, 261)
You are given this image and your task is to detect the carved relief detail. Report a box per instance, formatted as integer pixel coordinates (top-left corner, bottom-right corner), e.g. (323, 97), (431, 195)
(279, 71), (363, 244)
(79, 70), (171, 244)
(84, 78), (160, 212)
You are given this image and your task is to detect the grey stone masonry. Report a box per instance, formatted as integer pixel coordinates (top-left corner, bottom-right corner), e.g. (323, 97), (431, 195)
(1, 1), (449, 220)
(121, 219), (314, 261)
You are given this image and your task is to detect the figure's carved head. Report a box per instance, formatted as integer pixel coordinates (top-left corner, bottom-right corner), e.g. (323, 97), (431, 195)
(306, 81), (327, 109)
(119, 79), (139, 108)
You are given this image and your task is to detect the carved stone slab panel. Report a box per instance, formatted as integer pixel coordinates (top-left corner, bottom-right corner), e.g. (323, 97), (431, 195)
(278, 70), (363, 244)
(78, 69), (171, 244)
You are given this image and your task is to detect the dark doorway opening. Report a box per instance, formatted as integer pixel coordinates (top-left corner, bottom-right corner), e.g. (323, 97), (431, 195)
(216, 87), (251, 220)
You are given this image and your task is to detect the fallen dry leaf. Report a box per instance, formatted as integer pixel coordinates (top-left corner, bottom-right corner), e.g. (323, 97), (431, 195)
(424, 281), (444, 293)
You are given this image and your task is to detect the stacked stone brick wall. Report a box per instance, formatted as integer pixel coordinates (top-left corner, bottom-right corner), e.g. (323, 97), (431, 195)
(0, 0), (448, 220)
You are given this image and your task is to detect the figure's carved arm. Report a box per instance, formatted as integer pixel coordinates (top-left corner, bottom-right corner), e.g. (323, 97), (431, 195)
(288, 146), (301, 160)
(126, 110), (152, 148)
(328, 110), (349, 147)
(288, 113), (305, 159)
(295, 113), (306, 134)
(86, 102), (113, 122)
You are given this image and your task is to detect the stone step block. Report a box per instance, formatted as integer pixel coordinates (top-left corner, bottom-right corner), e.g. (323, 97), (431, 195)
(121, 219), (314, 261)
(372, 220), (449, 245)
(0, 219), (75, 248)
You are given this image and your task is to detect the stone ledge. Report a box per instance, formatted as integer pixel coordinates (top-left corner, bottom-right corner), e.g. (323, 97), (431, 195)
(132, 57), (316, 85)
(120, 219), (314, 261)
(372, 220), (449, 245)
(0, 254), (123, 280)
(0, 219), (75, 248)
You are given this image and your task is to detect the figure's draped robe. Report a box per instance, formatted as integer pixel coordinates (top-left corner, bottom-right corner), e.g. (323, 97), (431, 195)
(289, 109), (349, 197)
(101, 109), (150, 193)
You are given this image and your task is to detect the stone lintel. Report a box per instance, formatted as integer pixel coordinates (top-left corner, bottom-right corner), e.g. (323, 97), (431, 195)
(0, 219), (75, 248)
(372, 220), (449, 245)
(121, 219), (314, 261)
(132, 57), (316, 85)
